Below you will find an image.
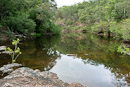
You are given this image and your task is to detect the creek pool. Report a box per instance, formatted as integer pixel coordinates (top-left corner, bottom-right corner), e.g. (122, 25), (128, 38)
(0, 33), (130, 87)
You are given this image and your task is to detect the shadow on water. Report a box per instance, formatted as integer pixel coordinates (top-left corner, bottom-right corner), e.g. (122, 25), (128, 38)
(0, 33), (130, 87)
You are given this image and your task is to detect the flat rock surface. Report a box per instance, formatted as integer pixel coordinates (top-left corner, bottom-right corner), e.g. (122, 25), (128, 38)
(0, 67), (86, 87)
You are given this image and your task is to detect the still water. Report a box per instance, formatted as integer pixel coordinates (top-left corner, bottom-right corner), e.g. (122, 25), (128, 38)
(0, 33), (130, 87)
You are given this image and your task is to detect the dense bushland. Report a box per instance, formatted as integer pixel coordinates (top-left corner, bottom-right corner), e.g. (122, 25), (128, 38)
(57, 0), (130, 40)
(0, 0), (61, 39)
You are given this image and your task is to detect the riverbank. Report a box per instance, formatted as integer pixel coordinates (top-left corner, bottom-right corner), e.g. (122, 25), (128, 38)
(0, 67), (86, 87)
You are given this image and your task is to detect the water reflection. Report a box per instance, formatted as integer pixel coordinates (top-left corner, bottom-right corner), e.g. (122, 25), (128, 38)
(17, 36), (61, 71)
(0, 34), (130, 87)
(50, 55), (127, 87)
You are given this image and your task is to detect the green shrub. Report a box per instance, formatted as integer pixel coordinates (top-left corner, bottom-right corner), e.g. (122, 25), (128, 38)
(110, 19), (130, 40)
(91, 20), (109, 33)
(5, 29), (16, 40)
(65, 19), (73, 25)
(50, 23), (61, 35)
(29, 6), (61, 35)
(117, 45), (130, 55)
(2, 13), (36, 35)
(0, 0), (60, 38)
(120, 19), (130, 40)
(110, 21), (122, 38)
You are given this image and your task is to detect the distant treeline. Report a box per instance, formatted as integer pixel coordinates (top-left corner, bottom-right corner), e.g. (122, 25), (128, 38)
(57, 0), (130, 40)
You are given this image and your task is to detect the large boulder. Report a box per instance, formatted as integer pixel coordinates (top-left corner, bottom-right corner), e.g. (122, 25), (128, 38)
(0, 67), (86, 87)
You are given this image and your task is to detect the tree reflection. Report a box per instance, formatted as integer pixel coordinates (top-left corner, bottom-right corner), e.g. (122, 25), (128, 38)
(17, 35), (61, 71)
(55, 33), (130, 86)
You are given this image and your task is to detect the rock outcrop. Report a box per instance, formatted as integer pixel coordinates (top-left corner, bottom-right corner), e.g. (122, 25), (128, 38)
(0, 63), (22, 74)
(0, 67), (86, 87)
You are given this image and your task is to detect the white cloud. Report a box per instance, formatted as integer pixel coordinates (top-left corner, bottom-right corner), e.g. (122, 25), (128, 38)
(55, 0), (87, 7)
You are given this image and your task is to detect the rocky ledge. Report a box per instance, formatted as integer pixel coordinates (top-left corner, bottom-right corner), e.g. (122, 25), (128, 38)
(0, 67), (86, 87)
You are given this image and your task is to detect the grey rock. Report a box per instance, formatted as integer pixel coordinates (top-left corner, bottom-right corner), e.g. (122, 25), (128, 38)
(0, 63), (22, 74)
(0, 46), (6, 51)
(0, 67), (86, 87)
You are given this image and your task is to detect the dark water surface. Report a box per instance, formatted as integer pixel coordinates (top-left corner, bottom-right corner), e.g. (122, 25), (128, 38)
(0, 34), (130, 87)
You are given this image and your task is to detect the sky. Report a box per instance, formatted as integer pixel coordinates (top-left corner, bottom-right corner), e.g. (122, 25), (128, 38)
(55, 0), (87, 7)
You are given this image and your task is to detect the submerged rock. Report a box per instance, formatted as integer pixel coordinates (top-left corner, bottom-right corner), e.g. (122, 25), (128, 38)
(0, 67), (86, 87)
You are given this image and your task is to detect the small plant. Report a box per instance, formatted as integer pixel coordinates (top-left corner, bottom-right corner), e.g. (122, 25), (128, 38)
(117, 45), (130, 55)
(5, 38), (22, 63)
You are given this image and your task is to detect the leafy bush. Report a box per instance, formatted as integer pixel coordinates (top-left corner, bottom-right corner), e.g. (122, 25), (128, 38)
(110, 19), (130, 40)
(120, 19), (130, 40)
(2, 13), (36, 35)
(109, 21), (122, 38)
(49, 23), (61, 35)
(91, 20), (109, 33)
(29, 5), (61, 35)
(0, 0), (60, 38)
(117, 45), (130, 55)
(65, 19), (74, 25)
(5, 29), (16, 40)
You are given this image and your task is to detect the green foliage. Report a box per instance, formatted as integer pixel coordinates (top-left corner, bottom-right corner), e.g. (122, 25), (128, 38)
(5, 38), (22, 63)
(0, 0), (60, 38)
(28, 1), (60, 35)
(91, 20), (109, 33)
(117, 45), (130, 55)
(0, 0), (41, 20)
(36, 33), (42, 37)
(57, 0), (130, 40)
(5, 29), (16, 40)
(110, 19), (130, 40)
(59, 5), (78, 24)
(2, 13), (36, 35)
(49, 23), (61, 35)
(65, 19), (73, 25)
